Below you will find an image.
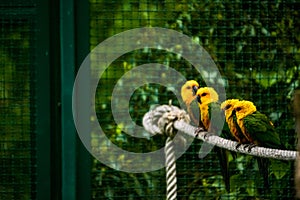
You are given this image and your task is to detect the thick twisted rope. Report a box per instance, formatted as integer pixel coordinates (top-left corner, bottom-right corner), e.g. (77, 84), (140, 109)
(165, 137), (177, 200)
(143, 104), (190, 200)
(143, 104), (297, 161)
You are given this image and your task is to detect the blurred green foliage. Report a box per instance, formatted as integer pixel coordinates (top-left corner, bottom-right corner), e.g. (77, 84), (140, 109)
(0, 21), (33, 199)
(91, 0), (299, 199)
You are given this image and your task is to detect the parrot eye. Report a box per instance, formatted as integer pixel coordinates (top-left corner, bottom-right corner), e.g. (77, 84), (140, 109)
(186, 86), (191, 90)
(235, 107), (242, 111)
(201, 93), (207, 97)
(225, 105), (231, 110)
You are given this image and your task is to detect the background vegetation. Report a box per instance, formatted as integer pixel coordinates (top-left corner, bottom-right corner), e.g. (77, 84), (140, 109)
(91, 0), (299, 199)
(0, 19), (33, 199)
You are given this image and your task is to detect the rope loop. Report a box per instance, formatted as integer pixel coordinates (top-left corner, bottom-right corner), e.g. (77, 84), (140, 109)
(143, 104), (190, 137)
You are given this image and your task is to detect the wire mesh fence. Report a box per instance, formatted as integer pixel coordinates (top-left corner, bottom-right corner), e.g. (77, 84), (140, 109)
(90, 0), (298, 199)
(0, 4), (36, 200)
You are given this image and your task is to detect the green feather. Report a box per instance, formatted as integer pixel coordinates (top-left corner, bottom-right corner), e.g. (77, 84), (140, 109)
(243, 111), (285, 149)
(206, 102), (237, 192)
(233, 111), (247, 142)
(208, 102), (236, 142)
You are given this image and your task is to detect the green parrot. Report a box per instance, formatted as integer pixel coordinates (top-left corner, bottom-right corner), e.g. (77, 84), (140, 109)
(233, 100), (287, 190)
(195, 87), (237, 143)
(233, 100), (286, 150)
(221, 99), (247, 144)
(180, 80), (200, 126)
(195, 87), (236, 192)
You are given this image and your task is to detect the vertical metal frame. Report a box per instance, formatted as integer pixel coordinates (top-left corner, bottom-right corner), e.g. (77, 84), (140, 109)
(35, 0), (52, 199)
(36, 0), (90, 199)
(36, 0), (63, 198)
(74, 0), (91, 199)
(60, 0), (77, 199)
(60, 0), (91, 199)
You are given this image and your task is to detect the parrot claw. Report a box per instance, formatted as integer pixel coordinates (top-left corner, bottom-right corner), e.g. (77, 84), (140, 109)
(243, 144), (257, 152)
(235, 143), (242, 150)
(203, 132), (214, 140)
(194, 127), (205, 137)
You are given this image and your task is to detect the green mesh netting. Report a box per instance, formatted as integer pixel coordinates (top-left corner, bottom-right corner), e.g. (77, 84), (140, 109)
(0, 5), (36, 200)
(90, 1), (298, 199)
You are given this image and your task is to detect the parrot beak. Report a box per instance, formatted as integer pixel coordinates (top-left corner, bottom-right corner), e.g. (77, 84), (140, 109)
(197, 95), (201, 104)
(192, 85), (198, 96)
(231, 110), (236, 117)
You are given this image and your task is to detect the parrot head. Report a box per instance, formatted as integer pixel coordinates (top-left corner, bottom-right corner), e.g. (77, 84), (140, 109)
(181, 80), (199, 105)
(221, 99), (240, 118)
(233, 100), (257, 120)
(196, 87), (219, 105)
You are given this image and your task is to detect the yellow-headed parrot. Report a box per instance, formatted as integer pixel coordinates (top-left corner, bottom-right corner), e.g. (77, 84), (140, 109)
(195, 87), (233, 140)
(233, 100), (286, 150)
(195, 87), (235, 192)
(233, 100), (287, 189)
(220, 99), (247, 144)
(180, 80), (202, 126)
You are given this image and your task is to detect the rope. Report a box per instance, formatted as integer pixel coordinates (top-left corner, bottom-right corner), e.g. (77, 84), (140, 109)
(165, 137), (177, 200)
(143, 104), (190, 136)
(142, 104), (297, 199)
(143, 104), (190, 200)
(143, 104), (298, 161)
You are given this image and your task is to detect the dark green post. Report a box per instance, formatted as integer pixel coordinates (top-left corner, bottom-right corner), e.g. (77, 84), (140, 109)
(60, 0), (91, 199)
(60, 0), (77, 199)
(36, 0), (52, 199)
(75, 0), (91, 199)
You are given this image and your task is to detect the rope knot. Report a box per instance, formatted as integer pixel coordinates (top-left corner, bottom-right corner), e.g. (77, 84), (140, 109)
(158, 107), (190, 137)
(142, 104), (190, 137)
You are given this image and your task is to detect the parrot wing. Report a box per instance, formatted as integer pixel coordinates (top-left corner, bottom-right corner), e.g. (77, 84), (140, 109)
(198, 102), (225, 159)
(243, 112), (285, 149)
(232, 113), (247, 142)
(187, 100), (201, 126)
(209, 102), (236, 141)
(208, 102), (225, 133)
(198, 102), (235, 192)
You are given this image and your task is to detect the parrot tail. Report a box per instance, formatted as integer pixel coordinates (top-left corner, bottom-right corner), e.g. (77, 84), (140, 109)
(257, 157), (270, 192)
(215, 147), (231, 192)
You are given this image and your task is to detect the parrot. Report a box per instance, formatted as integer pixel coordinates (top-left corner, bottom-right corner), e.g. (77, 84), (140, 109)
(180, 80), (202, 127)
(233, 100), (287, 190)
(233, 100), (286, 150)
(195, 87), (235, 192)
(220, 99), (247, 144)
(195, 87), (233, 140)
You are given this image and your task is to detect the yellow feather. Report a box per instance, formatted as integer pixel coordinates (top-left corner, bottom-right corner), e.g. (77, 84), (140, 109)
(234, 100), (257, 143)
(197, 87), (219, 130)
(221, 99), (242, 142)
(233, 100), (257, 120)
(181, 80), (199, 105)
(196, 87), (219, 104)
(200, 103), (210, 130)
(180, 80), (200, 125)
